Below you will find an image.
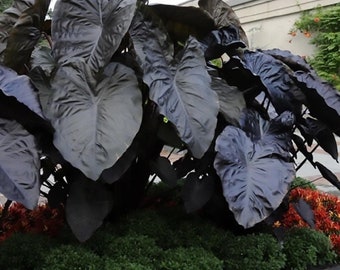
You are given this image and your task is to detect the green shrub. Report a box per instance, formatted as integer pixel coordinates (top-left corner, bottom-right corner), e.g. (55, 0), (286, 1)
(292, 4), (340, 90)
(122, 209), (178, 249)
(104, 259), (151, 270)
(283, 227), (337, 270)
(221, 233), (286, 270)
(102, 234), (163, 268)
(160, 247), (223, 270)
(0, 233), (55, 270)
(169, 217), (234, 251)
(290, 177), (317, 190)
(41, 245), (104, 270)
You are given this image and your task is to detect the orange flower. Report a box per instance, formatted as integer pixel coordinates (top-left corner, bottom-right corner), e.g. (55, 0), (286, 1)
(282, 188), (340, 255)
(304, 31), (312, 38)
(314, 17), (320, 23)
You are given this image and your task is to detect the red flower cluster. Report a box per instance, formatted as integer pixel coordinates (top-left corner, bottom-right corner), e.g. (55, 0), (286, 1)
(280, 188), (340, 255)
(0, 202), (65, 242)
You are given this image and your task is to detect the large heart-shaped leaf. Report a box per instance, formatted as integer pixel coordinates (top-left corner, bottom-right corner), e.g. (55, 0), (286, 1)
(130, 12), (218, 158)
(3, 0), (50, 72)
(239, 110), (295, 158)
(214, 111), (295, 228)
(46, 60), (142, 180)
(0, 118), (40, 209)
(0, 64), (43, 117)
(198, 0), (248, 46)
(52, 0), (136, 72)
(0, 0), (34, 59)
(66, 178), (114, 242)
(235, 50), (305, 117)
(293, 71), (340, 137)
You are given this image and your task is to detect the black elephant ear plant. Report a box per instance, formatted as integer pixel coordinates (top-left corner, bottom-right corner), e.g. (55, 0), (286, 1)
(0, 0), (339, 241)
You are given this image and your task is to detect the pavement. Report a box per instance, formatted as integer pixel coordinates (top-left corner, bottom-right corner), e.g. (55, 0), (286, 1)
(295, 135), (340, 197)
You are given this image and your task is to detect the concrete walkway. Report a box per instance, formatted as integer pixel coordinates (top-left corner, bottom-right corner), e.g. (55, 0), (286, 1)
(295, 136), (340, 197)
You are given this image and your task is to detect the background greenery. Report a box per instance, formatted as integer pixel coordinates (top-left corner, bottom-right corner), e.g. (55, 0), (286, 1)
(292, 4), (340, 90)
(0, 0), (12, 12)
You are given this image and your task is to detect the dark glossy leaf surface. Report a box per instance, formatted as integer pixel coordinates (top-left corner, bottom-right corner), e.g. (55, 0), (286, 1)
(157, 121), (184, 149)
(52, 0), (136, 71)
(315, 162), (340, 190)
(29, 66), (52, 114)
(101, 141), (138, 184)
(261, 49), (315, 73)
(214, 111), (295, 228)
(149, 4), (215, 42)
(31, 46), (55, 76)
(299, 117), (338, 161)
(3, 0), (50, 73)
(0, 0), (34, 58)
(150, 156), (177, 187)
(201, 25), (246, 60)
(293, 198), (315, 229)
(66, 178), (114, 242)
(198, 0), (248, 46)
(0, 118), (40, 209)
(209, 69), (245, 125)
(0, 64), (43, 117)
(236, 50), (305, 116)
(131, 13), (218, 158)
(181, 172), (215, 213)
(293, 71), (340, 136)
(239, 110), (295, 158)
(46, 60), (142, 180)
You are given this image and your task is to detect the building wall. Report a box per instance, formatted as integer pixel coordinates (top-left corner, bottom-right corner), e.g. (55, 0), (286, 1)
(180, 0), (338, 57)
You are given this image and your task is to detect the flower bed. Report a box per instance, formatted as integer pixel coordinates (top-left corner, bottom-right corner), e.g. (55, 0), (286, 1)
(279, 187), (340, 256)
(0, 183), (339, 270)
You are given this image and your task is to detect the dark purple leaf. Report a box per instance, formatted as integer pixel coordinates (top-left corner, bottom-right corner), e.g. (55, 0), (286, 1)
(0, 118), (40, 209)
(0, 0), (35, 59)
(66, 178), (114, 242)
(201, 25), (246, 60)
(181, 172), (215, 213)
(130, 12), (218, 158)
(52, 0), (136, 71)
(4, 0), (50, 73)
(299, 117), (338, 161)
(0, 64), (43, 117)
(293, 198), (315, 229)
(198, 0), (248, 46)
(214, 111), (295, 228)
(46, 60), (142, 180)
(209, 69), (246, 125)
(149, 4), (215, 42)
(239, 110), (295, 159)
(235, 50), (305, 117)
(315, 162), (340, 190)
(150, 156), (177, 187)
(261, 49), (315, 74)
(293, 71), (340, 137)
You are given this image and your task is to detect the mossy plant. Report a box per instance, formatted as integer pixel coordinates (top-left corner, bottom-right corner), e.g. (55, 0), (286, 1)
(283, 227), (337, 270)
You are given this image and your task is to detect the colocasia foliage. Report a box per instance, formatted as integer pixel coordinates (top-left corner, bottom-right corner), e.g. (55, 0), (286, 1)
(0, 0), (339, 241)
